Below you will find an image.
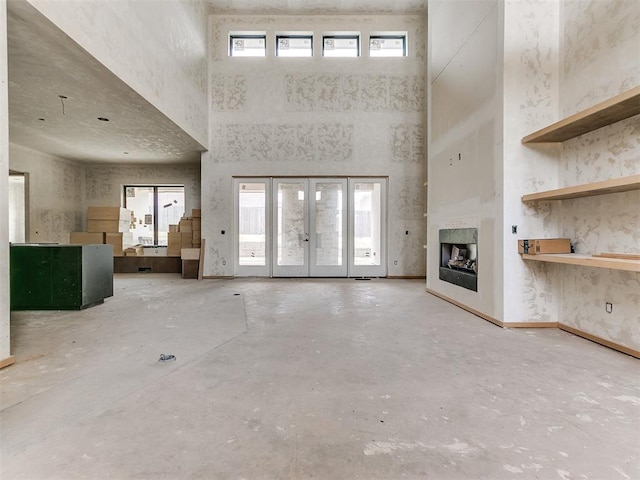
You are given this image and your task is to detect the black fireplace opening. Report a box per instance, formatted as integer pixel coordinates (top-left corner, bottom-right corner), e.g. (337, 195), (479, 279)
(439, 228), (478, 292)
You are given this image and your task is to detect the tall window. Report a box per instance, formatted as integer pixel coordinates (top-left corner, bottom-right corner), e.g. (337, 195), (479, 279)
(124, 186), (185, 246)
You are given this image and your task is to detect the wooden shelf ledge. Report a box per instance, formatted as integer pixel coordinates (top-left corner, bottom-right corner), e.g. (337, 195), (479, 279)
(522, 85), (640, 143)
(521, 253), (640, 272)
(522, 174), (640, 202)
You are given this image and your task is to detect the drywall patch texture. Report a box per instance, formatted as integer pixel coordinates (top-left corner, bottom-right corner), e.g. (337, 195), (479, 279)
(85, 164), (201, 216)
(204, 15), (426, 277)
(26, 0), (209, 147)
(211, 123), (354, 164)
(502, 0), (561, 324)
(9, 144), (84, 245)
(556, 0), (640, 350)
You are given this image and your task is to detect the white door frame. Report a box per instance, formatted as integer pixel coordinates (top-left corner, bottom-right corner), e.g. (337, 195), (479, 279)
(309, 178), (348, 277)
(233, 178), (272, 277)
(272, 178), (309, 277)
(348, 178), (387, 278)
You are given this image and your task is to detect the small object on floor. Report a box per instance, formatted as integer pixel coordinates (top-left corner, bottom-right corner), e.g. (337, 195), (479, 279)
(158, 354), (176, 362)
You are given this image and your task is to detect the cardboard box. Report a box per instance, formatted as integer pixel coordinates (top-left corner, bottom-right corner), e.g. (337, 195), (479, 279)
(192, 230), (201, 241)
(124, 245), (144, 256)
(169, 224), (179, 233)
(181, 248), (201, 260)
(105, 232), (135, 257)
(179, 219), (193, 233)
(191, 208), (201, 218)
(70, 232), (105, 245)
(181, 232), (193, 248)
(192, 217), (201, 230)
(167, 232), (182, 256)
(88, 207), (130, 222)
(87, 219), (130, 233)
(181, 260), (199, 279)
(518, 238), (571, 255)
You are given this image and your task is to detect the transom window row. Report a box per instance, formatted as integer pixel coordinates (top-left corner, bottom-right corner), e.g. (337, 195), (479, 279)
(229, 32), (407, 58)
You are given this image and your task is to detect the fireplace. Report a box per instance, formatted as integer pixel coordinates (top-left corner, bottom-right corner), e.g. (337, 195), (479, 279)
(439, 228), (478, 292)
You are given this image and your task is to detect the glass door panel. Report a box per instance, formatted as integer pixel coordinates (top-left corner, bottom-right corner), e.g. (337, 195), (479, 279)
(349, 179), (387, 277)
(234, 179), (270, 276)
(273, 179), (309, 277)
(309, 179), (347, 277)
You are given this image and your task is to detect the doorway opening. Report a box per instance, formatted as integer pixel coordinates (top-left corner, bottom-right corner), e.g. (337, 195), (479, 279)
(9, 171), (28, 243)
(234, 177), (387, 278)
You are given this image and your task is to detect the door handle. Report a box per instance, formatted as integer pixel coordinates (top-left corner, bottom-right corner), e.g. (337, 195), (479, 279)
(304, 233), (309, 242)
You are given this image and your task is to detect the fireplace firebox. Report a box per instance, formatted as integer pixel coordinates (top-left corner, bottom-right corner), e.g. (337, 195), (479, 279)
(439, 228), (478, 292)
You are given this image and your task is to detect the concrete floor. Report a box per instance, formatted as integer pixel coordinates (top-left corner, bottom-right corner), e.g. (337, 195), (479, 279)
(1, 275), (638, 479)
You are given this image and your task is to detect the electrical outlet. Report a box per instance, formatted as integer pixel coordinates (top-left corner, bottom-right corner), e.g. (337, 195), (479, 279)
(394, 260), (398, 265)
(606, 302), (613, 314)
(512, 225), (517, 234)
(222, 260), (227, 266)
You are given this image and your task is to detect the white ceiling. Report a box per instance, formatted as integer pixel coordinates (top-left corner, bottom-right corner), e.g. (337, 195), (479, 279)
(208, 0), (427, 15)
(7, 0), (205, 165)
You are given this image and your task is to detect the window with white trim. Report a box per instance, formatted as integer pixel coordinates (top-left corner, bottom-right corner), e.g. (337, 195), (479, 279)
(322, 35), (360, 57)
(230, 34), (266, 57)
(369, 34), (407, 57)
(276, 35), (313, 57)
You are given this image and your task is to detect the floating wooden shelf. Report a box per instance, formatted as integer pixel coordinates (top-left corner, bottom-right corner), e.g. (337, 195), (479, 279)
(522, 85), (640, 143)
(521, 253), (640, 272)
(522, 174), (640, 202)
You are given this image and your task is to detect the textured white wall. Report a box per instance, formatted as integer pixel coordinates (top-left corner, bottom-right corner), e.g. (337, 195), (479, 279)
(427, 1), (505, 319)
(26, 0), (209, 147)
(203, 15), (427, 277)
(85, 164), (201, 217)
(9, 144), (85, 244)
(557, 0), (640, 350)
(1, 0), (11, 362)
(502, 0), (561, 324)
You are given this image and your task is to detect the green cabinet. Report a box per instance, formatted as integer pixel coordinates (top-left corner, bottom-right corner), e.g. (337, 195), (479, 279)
(10, 244), (113, 310)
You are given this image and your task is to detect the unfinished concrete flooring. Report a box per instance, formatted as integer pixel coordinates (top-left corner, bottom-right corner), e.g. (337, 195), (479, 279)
(1, 275), (638, 479)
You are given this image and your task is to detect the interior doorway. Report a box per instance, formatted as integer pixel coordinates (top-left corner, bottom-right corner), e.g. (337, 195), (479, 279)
(8, 171), (28, 243)
(234, 177), (386, 277)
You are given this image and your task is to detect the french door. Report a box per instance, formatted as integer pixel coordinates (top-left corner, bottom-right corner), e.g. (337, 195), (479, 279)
(273, 178), (347, 277)
(234, 177), (386, 277)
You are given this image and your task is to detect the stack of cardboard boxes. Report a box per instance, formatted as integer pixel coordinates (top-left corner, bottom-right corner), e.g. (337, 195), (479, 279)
(168, 209), (201, 257)
(70, 207), (137, 256)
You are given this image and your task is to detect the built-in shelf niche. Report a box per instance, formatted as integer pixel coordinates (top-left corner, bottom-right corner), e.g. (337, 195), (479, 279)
(521, 174), (640, 202)
(521, 85), (640, 143)
(521, 254), (640, 273)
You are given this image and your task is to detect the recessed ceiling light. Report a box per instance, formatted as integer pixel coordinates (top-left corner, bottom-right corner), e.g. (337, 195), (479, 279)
(97, 117), (110, 122)
(123, 152), (129, 155)
(38, 118), (45, 121)
(58, 95), (68, 99)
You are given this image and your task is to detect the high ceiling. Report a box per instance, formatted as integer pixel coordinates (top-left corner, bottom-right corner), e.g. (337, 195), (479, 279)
(7, 0), (205, 165)
(208, 0), (427, 15)
(7, 0), (426, 166)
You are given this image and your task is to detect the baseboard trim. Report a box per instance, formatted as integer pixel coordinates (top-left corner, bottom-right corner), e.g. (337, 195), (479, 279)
(558, 323), (640, 359)
(388, 276), (426, 279)
(425, 288), (638, 359)
(426, 288), (504, 328)
(0, 356), (16, 369)
(503, 322), (559, 328)
(202, 276), (234, 279)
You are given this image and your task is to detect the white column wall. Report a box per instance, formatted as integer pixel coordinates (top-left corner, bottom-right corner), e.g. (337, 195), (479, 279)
(26, 0), (209, 147)
(203, 15), (427, 277)
(426, 1), (505, 320)
(502, 0), (561, 324)
(1, 0), (12, 365)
